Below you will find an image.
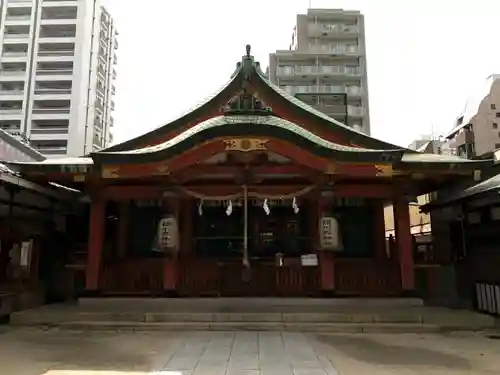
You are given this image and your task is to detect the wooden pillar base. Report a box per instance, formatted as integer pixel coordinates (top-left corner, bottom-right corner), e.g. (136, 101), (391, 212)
(318, 251), (335, 291)
(393, 197), (415, 292)
(163, 258), (178, 292)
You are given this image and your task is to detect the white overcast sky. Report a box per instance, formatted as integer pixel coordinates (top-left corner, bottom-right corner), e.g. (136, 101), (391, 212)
(101, 0), (500, 147)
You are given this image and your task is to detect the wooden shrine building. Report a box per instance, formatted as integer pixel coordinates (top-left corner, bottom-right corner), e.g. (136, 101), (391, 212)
(6, 46), (492, 298)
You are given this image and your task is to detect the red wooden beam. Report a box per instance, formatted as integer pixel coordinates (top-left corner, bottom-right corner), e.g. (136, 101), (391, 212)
(99, 185), (164, 200)
(265, 139), (331, 171)
(171, 164), (319, 183)
(333, 184), (392, 198)
(98, 182), (393, 201)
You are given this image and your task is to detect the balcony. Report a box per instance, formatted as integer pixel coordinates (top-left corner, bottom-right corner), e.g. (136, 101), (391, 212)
(3, 25), (31, 43)
(0, 90), (24, 100)
(42, 1), (79, 7)
(282, 84), (363, 97)
(347, 106), (364, 117)
(34, 88), (72, 100)
(277, 65), (362, 77)
(36, 61), (73, 80)
(38, 42), (75, 60)
(308, 44), (359, 55)
(0, 107), (23, 120)
(32, 107), (70, 114)
(4, 15), (32, 26)
(41, 6), (77, 25)
(32, 100), (71, 120)
(308, 23), (360, 36)
(39, 25), (76, 42)
(0, 70), (27, 80)
(30, 119), (69, 137)
(36, 69), (73, 81)
(315, 103), (347, 115)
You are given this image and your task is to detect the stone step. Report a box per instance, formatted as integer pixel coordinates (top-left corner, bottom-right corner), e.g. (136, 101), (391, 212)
(25, 321), (445, 333)
(10, 310), (496, 330)
(78, 297), (425, 309)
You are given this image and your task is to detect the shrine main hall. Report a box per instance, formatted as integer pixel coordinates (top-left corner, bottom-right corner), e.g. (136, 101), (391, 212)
(7, 46), (490, 298)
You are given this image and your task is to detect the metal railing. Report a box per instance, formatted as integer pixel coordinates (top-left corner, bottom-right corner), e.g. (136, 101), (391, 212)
(3, 33), (30, 39)
(34, 88), (72, 95)
(2, 52), (28, 57)
(32, 108), (71, 114)
(0, 109), (22, 114)
(308, 44), (359, 55)
(282, 85), (363, 96)
(31, 127), (69, 134)
(0, 90), (24, 95)
(36, 69), (73, 75)
(475, 282), (500, 316)
(308, 23), (360, 34)
(5, 15), (32, 21)
(278, 66), (362, 76)
(38, 50), (74, 56)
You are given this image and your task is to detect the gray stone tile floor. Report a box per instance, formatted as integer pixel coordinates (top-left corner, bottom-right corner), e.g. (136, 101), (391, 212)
(1, 327), (500, 374)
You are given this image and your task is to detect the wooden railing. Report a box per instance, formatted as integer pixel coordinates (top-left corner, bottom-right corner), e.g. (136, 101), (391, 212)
(177, 259), (219, 296)
(100, 257), (400, 297)
(101, 258), (321, 296)
(335, 259), (401, 296)
(101, 259), (163, 295)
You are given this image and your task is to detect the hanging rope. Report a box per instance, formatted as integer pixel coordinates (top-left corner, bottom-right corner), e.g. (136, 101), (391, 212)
(177, 185), (317, 201)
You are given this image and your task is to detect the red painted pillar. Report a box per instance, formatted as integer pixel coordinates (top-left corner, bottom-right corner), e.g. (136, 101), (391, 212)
(393, 196), (415, 292)
(373, 200), (387, 260)
(85, 199), (106, 291)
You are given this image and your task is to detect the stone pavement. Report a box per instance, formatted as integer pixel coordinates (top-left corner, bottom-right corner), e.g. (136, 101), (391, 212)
(1, 327), (500, 375)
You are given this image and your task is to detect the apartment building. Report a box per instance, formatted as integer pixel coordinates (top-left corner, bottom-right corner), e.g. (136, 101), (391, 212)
(0, 0), (117, 157)
(445, 75), (500, 159)
(269, 8), (370, 134)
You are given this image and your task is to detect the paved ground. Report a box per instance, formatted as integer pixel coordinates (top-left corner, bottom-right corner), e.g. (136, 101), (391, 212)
(1, 327), (500, 375)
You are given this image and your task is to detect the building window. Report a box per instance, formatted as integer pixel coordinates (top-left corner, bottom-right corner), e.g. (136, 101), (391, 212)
(494, 122), (498, 129)
(496, 112), (500, 118)
(495, 143), (500, 149)
(492, 103), (497, 110)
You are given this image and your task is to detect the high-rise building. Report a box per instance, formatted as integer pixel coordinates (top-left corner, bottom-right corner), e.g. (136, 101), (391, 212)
(0, 0), (118, 157)
(269, 8), (370, 134)
(445, 75), (500, 159)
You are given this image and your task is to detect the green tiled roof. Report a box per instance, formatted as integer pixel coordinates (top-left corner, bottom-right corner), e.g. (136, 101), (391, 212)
(93, 115), (406, 164)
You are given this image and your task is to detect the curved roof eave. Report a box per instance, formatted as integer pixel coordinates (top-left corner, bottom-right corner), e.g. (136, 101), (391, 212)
(252, 68), (404, 151)
(101, 63), (244, 153)
(92, 115), (407, 164)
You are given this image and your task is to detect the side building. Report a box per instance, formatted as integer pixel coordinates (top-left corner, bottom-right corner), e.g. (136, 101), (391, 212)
(268, 8), (370, 134)
(0, 0), (118, 157)
(445, 74), (500, 159)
